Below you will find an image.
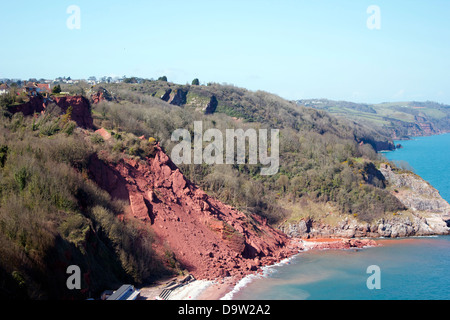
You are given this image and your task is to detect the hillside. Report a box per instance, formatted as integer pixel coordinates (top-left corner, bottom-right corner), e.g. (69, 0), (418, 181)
(297, 99), (450, 139)
(1, 81), (449, 299)
(82, 81), (407, 224)
(280, 163), (450, 238)
(92, 81), (395, 151)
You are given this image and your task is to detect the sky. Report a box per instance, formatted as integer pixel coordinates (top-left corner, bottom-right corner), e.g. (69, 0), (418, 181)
(1, 0), (450, 104)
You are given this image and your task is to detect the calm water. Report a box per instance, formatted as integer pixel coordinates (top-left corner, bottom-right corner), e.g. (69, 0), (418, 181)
(386, 133), (450, 203)
(229, 133), (450, 300)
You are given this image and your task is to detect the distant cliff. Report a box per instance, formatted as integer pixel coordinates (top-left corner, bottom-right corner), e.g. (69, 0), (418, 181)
(390, 116), (449, 140)
(297, 99), (450, 141)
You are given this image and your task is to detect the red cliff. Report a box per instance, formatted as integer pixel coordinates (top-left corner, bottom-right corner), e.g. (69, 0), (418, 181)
(52, 95), (94, 129)
(88, 145), (297, 280)
(90, 87), (116, 104)
(8, 95), (46, 116)
(9, 95), (94, 129)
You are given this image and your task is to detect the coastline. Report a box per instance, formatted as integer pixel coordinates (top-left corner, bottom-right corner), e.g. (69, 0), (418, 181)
(190, 236), (447, 300)
(162, 237), (378, 300)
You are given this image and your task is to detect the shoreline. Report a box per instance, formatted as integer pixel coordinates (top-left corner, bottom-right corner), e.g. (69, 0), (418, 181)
(164, 237), (378, 300)
(143, 235), (448, 300)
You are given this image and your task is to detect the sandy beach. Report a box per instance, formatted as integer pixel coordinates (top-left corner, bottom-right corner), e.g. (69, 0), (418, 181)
(139, 277), (236, 300)
(178, 278), (237, 300)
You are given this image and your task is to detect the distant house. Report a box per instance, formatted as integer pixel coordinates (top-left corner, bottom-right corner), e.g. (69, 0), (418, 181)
(106, 285), (140, 300)
(24, 82), (50, 96)
(24, 82), (39, 96)
(0, 83), (9, 95)
(37, 83), (50, 93)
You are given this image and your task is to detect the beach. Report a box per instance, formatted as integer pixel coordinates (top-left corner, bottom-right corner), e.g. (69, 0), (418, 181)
(139, 277), (236, 300)
(140, 237), (378, 300)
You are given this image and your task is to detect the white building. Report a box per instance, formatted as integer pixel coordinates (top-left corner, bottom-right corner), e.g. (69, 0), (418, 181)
(0, 83), (10, 95)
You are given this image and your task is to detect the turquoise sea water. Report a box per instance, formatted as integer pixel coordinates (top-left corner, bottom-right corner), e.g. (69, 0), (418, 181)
(385, 133), (450, 203)
(229, 134), (450, 300)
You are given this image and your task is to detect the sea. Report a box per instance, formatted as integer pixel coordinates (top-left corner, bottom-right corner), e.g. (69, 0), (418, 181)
(226, 133), (450, 300)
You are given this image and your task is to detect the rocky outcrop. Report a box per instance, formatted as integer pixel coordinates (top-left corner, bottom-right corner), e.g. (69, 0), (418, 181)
(88, 144), (297, 280)
(379, 164), (450, 214)
(361, 162), (387, 188)
(281, 214), (449, 239)
(159, 88), (187, 105)
(9, 95), (94, 129)
(90, 86), (115, 104)
(359, 138), (395, 152)
(168, 89), (187, 106)
(391, 116), (446, 139)
(52, 95), (94, 129)
(302, 238), (378, 250)
(203, 96), (218, 115)
(7, 95), (47, 115)
(280, 164), (450, 239)
(160, 89), (172, 102)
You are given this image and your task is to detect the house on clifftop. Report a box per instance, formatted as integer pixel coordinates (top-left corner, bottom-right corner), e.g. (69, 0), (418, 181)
(0, 83), (10, 95)
(24, 82), (51, 97)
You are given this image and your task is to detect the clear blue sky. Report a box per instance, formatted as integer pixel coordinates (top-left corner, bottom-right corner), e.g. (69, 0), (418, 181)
(1, 0), (450, 104)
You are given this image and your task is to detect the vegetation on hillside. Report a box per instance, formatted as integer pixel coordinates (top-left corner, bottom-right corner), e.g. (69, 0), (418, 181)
(0, 79), (415, 299)
(88, 81), (405, 224)
(0, 109), (171, 299)
(297, 99), (450, 139)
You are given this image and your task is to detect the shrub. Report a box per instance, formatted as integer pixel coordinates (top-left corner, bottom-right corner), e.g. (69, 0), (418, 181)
(0, 145), (7, 168)
(62, 120), (77, 135)
(90, 134), (104, 144)
(39, 119), (61, 136)
(14, 167), (30, 191)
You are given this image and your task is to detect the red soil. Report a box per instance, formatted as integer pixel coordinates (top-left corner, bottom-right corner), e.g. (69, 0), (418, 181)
(52, 95), (94, 129)
(88, 144), (299, 280)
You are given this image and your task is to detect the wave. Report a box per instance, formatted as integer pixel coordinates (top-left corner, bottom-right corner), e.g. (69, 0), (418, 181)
(220, 255), (299, 300)
(411, 235), (439, 238)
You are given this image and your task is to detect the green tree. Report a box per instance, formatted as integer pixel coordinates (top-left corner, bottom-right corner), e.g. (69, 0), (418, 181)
(52, 84), (61, 94)
(61, 106), (73, 125)
(158, 76), (168, 82)
(191, 78), (200, 86)
(0, 145), (8, 168)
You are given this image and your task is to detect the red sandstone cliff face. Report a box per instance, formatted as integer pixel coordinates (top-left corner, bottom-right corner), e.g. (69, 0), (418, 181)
(8, 95), (46, 116)
(88, 145), (296, 280)
(9, 95), (94, 129)
(52, 96), (94, 129)
(90, 87), (116, 104)
(391, 116), (443, 139)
